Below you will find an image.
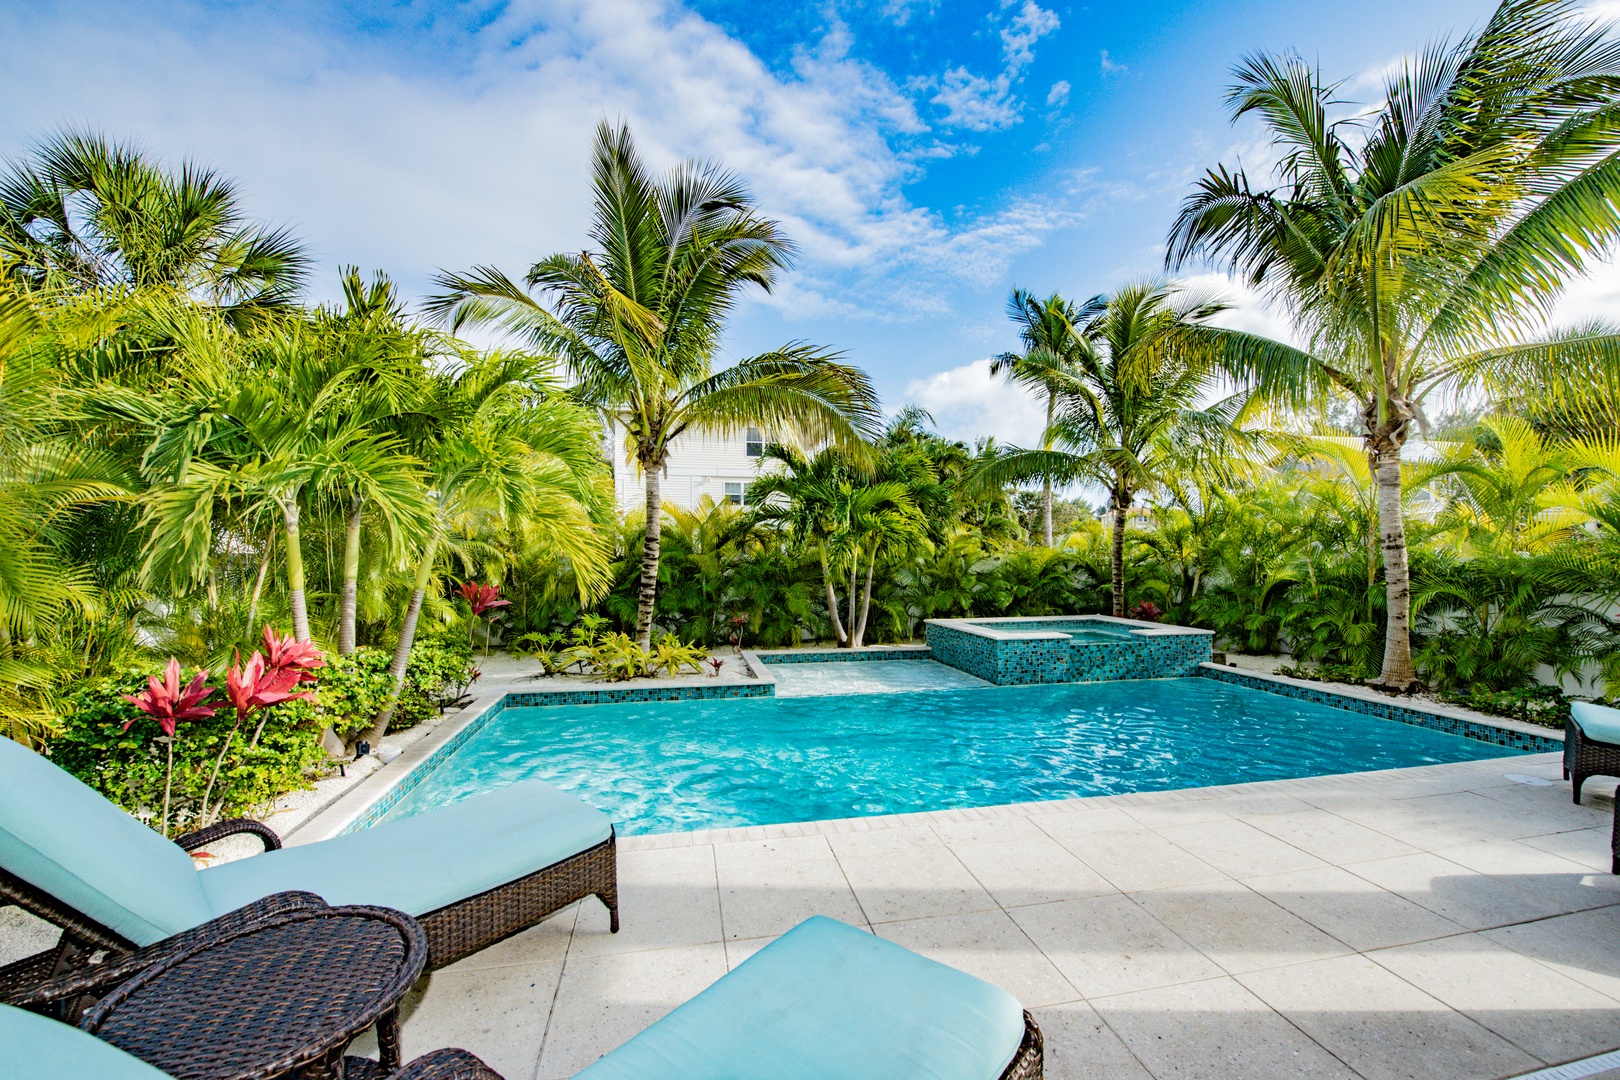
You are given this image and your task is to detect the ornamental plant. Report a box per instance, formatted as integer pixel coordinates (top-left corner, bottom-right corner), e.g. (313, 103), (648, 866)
(459, 581), (511, 657)
(198, 647), (314, 821)
(121, 659), (217, 836)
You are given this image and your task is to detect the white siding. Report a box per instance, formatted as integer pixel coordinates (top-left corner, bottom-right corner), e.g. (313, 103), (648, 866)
(604, 418), (781, 514)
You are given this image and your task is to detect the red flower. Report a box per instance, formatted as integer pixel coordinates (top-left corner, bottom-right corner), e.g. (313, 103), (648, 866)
(226, 651), (311, 723)
(261, 626), (325, 683)
(122, 658), (217, 737)
(458, 581), (511, 618)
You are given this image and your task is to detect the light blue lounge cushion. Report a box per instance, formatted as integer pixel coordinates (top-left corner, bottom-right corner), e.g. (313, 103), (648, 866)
(199, 779), (612, 918)
(573, 916), (1027, 1080)
(1571, 701), (1620, 745)
(0, 735), (212, 946)
(0, 1002), (173, 1080)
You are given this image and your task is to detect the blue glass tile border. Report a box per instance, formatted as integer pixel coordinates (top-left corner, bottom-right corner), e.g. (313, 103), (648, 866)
(1197, 663), (1562, 753)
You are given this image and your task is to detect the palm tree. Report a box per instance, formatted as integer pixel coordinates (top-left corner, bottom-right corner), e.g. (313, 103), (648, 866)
(0, 132), (307, 323)
(134, 316), (431, 645)
(363, 351), (612, 745)
(978, 280), (1286, 618)
(427, 121), (881, 648)
(748, 443), (925, 648)
(1166, 0), (1620, 687)
(990, 290), (1100, 545)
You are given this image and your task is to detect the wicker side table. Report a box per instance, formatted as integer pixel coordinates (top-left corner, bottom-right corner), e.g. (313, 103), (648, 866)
(78, 905), (428, 1080)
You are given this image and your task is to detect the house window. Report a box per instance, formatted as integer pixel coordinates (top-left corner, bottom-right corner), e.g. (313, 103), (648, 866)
(723, 482), (746, 506)
(745, 427), (764, 457)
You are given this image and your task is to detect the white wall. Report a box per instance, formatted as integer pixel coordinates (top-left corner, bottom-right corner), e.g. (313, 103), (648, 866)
(604, 418), (781, 514)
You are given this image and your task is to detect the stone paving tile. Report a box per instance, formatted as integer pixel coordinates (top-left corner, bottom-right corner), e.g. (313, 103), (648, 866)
(395, 960), (563, 1080)
(569, 845), (721, 955)
(535, 943), (729, 1079)
(829, 826), (1000, 923)
(1155, 817), (1329, 879)
(943, 834), (1116, 909)
(1244, 807), (1421, 864)
(1372, 932), (1620, 1064)
(1036, 823), (1230, 893)
(1131, 879), (1352, 975)
(1090, 976), (1359, 1078)
(1516, 829), (1607, 867)
(1238, 954), (1541, 1080)
(715, 848), (867, 941)
(1032, 1000), (1154, 1079)
(1482, 906), (1620, 1000)
(381, 754), (1620, 1079)
(1009, 894), (1224, 999)
(1242, 864), (1466, 952)
(1343, 851), (1575, 931)
(874, 908), (1080, 1008)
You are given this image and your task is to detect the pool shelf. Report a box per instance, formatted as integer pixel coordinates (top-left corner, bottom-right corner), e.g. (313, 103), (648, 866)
(925, 615), (1213, 685)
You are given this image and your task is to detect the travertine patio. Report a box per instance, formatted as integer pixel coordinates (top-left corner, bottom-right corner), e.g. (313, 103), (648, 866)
(344, 751), (1620, 1080)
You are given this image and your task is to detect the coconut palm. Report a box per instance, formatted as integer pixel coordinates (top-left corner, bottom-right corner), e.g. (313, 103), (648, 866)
(1166, 0), (1620, 687)
(991, 289), (1101, 546)
(0, 132), (307, 323)
(427, 121), (881, 648)
(977, 280), (1288, 617)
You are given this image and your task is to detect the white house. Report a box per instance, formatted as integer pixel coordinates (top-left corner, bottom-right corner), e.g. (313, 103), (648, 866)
(603, 419), (781, 515)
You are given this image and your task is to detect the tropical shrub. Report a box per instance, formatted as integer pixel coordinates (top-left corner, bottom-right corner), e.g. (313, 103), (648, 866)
(51, 670), (327, 831)
(1437, 684), (1570, 729)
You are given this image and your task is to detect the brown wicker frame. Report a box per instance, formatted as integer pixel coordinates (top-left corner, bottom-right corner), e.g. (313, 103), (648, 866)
(1564, 716), (1620, 804)
(1, 815), (618, 1001)
(1612, 792), (1619, 876)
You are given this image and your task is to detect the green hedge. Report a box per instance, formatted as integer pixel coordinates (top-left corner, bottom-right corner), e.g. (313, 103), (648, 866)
(47, 634), (474, 831)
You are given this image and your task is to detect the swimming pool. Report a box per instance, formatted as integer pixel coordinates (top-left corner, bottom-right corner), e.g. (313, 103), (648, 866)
(373, 677), (1525, 835)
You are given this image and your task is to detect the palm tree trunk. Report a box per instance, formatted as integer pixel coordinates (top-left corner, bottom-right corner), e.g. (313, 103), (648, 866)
(1372, 445), (1419, 689)
(852, 544), (878, 647)
(845, 563), (858, 649)
(365, 540), (436, 747)
(245, 531), (272, 639)
(635, 464), (662, 650)
(821, 553), (847, 646)
(1110, 488), (1128, 618)
(338, 500), (363, 655)
(282, 500), (310, 643)
(1042, 390), (1055, 547)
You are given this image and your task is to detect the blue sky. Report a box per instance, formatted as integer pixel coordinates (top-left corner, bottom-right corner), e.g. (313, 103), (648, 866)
(4, 0), (1614, 442)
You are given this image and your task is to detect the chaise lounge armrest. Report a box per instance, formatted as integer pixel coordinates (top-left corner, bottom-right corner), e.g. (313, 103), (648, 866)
(372, 1047), (507, 1079)
(173, 817), (282, 853)
(7, 891), (326, 1014)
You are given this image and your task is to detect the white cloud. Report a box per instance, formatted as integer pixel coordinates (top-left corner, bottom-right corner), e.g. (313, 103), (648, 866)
(902, 357), (1050, 446)
(932, 68), (1020, 132)
(1099, 50), (1127, 77)
(0, 0), (1085, 326)
(1001, 2), (1060, 75)
(1045, 80), (1070, 108)
(924, 1), (1057, 133)
(1176, 272), (1303, 348)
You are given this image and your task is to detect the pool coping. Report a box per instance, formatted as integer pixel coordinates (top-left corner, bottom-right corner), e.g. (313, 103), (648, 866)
(613, 750), (1563, 850)
(292, 653), (1564, 844)
(928, 614), (1216, 641)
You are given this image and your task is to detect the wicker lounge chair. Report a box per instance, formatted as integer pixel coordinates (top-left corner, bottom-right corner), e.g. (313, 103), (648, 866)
(1565, 701), (1620, 805)
(0, 733), (618, 992)
(572, 915), (1042, 1080)
(1, 1003), (502, 1080)
(3, 915), (1042, 1080)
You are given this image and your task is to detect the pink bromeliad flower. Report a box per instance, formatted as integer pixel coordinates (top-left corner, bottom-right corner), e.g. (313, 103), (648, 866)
(122, 658), (217, 737)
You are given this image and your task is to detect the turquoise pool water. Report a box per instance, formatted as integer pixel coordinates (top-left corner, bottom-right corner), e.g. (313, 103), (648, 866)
(967, 618), (1138, 643)
(374, 677), (1524, 835)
